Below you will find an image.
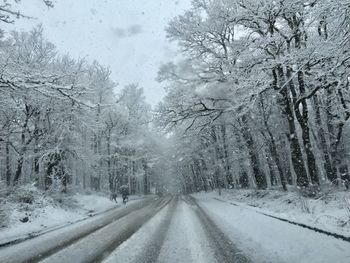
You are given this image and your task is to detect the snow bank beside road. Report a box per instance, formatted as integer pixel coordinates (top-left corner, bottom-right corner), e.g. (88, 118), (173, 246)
(195, 189), (350, 237)
(0, 185), (119, 245)
(193, 193), (350, 263)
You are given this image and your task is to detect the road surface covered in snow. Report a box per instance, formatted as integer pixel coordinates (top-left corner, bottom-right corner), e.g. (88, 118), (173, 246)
(0, 197), (162, 263)
(1, 194), (350, 263)
(105, 196), (248, 263)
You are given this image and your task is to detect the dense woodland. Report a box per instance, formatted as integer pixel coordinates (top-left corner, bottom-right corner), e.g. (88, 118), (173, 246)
(0, 1), (160, 195)
(1, 0), (350, 196)
(156, 0), (350, 194)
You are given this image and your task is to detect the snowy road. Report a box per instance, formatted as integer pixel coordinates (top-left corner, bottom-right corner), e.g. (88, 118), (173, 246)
(2, 194), (347, 263)
(0, 197), (167, 263)
(0, 196), (250, 263)
(103, 196), (249, 263)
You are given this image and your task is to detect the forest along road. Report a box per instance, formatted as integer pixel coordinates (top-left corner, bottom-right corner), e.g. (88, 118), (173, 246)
(0, 196), (169, 263)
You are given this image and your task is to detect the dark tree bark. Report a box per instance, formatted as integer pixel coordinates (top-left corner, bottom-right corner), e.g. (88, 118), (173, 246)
(313, 95), (337, 183)
(275, 67), (309, 187)
(5, 140), (11, 186)
(106, 129), (114, 192)
(13, 154), (25, 184)
(241, 115), (267, 189)
(211, 127), (229, 188)
(221, 124), (234, 187)
(330, 88), (350, 186)
(294, 70), (319, 185)
(259, 95), (288, 190)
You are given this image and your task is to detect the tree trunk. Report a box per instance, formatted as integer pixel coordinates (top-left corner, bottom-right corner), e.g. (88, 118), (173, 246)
(13, 155), (24, 184)
(259, 94), (287, 190)
(107, 129), (114, 192)
(277, 67), (309, 187)
(313, 95), (336, 183)
(5, 140), (11, 186)
(241, 115), (267, 189)
(267, 135), (287, 191)
(211, 127), (228, 188)
(331, 88), (350, 185)
(221, 124), (234, 187)
(294, 71), (319, 185)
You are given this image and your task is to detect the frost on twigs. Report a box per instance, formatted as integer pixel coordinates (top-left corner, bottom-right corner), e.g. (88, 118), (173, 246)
(42, 0), (54, 8)
(0, 0), (53, 24)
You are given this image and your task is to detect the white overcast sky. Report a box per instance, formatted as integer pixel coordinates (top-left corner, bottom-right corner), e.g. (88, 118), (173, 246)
(5, 0), (191, 105)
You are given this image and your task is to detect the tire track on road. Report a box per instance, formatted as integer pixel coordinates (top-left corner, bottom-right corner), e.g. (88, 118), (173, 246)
(103, 197), (178, 263)
(0, 197), (161, 263)
(186, 196), (251, 263)
(137, 197), (178, 263)
(0, 196), (149, 248)
(39, 197), (172, 263)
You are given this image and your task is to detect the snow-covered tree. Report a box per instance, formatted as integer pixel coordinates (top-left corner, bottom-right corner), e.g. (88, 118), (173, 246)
(156, 0), (350, 193)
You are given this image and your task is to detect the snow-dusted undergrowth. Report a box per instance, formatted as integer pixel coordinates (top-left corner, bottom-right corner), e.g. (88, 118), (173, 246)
(0, 185), (117, 243)
(195, 188), (350, 237)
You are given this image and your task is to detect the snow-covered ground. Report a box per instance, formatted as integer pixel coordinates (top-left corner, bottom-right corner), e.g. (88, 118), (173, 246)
(193, 190), (350, 263)
(194, 189), (350, 237)
(0, 197), (158, 263)
(4, 192), (348, 263)
(0, 185), (136, 245)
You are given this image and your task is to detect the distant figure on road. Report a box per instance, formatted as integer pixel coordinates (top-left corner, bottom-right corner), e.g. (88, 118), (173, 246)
(120, 185), (129, 204)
